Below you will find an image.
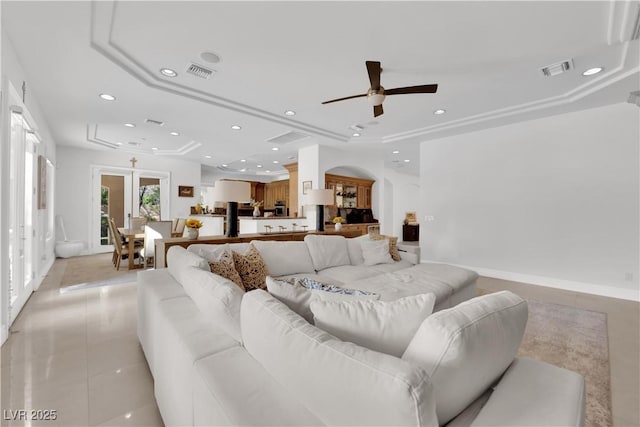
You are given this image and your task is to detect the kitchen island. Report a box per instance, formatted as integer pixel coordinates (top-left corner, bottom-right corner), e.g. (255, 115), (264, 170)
(189, 214), (225, 236)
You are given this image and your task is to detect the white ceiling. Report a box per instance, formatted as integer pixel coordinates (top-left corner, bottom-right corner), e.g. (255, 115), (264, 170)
(3, 1), (639, 177)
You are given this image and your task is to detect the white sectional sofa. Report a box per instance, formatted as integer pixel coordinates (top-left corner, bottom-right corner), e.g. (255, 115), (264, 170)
(137, 235), (585, 426)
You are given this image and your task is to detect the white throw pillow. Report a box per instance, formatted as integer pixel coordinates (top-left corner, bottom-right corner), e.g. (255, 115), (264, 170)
(266, 276), (379, 323)
(346, 235), (369, 265)
(310, 294), (436, 357)
(401, 291), (528, 425)
(304, 235), (351, 271)
(187, 243), (231, 262)
(265, 276), (314, 323)
(360, 238), (394, 266)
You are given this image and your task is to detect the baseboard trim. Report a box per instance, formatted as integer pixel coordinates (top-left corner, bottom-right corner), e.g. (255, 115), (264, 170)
(421, 260), (639, 302)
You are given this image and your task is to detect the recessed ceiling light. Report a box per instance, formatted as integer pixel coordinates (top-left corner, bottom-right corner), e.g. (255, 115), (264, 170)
(222, 164), (228, 167)
(205, 155), (212, 159)
(124, 123), (135, 128)
(352, 133), (361, 137)
(392, 150), (400, 154)
(271, 147), (279, 151)
(257, 164), (263, 168)
(116, 142), (123, 146)
(404, 159), (410, 163)
(200, 51), (221, 64)
(99, 93), (116, 101)
(284, 110), (296, 116)
(582, 67), (603, 76)
(240, 168), (247, 172)
(240, 159), (246, 162)
(151, 147), (158, 151)
(265, 170), (271, 173)
(288, 156), (295, 160)
(231, 125), (242, 130)
(169, 131), (180, 136)
(273, 160), (279, 164)
(160, 68), (177, 77)
(434, 109), (446, 115)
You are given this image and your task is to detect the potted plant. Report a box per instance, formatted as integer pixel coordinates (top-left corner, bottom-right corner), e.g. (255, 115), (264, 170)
(185, 218), (203, 239)
(251, 200), (263, 218)
(332, 216), (345, 231)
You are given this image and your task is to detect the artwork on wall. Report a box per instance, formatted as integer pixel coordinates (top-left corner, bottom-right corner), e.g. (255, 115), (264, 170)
(178, 185), (194, 197)
(302, 181), (312, 195)
(37, 155), (47, 209)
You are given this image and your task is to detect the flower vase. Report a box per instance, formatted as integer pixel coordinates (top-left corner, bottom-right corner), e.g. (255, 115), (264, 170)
(253, 207), (260, 218)
(335, 222), (342, 231)
(186, 227), (199, 239)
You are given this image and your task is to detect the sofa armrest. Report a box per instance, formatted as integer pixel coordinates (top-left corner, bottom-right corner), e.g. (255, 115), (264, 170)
(399, 250), (418, 264)
(470, 357), (585, 427)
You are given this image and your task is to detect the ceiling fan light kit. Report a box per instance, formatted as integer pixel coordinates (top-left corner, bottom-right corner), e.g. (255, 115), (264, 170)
(322, 60), (438, 117)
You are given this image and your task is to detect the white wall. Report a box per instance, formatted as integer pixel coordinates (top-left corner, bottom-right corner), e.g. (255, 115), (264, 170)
(56, 146), (201, 249)
(385, 168), (420, 239)
(420, 103), (639, 300)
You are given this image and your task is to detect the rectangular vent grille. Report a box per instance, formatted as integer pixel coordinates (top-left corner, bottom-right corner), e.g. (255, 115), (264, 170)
(266, 131), (310, 145)
(540, 59), (573, 77)
(145, 118), (164, 126)
(186, 63), (214, 79)
(631, 5), (640, 40)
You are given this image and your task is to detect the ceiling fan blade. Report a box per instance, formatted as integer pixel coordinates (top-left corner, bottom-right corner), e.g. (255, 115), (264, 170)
(385, 84), (438, 95)
(322, 93), (368, 104)
(366, 61), (382, 90)
(373, 104), (384, 117)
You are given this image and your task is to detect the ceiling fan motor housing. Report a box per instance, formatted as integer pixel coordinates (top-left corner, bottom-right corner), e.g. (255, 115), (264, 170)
(367, 87), (386, 106)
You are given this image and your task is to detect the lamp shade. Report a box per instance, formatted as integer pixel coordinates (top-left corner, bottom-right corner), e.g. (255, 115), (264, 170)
(212, 180), (251, 202)
(306, 189), (334, 205)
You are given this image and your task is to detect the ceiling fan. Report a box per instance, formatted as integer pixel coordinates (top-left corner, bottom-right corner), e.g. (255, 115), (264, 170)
(322, 61), (438, 117)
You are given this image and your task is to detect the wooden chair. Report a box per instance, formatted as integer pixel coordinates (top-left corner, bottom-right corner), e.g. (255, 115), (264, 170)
(173, 218), (186, 237)
(140, 220), (172, 268)
(109, 218), (142, 270)
(131, 216), (147, 230)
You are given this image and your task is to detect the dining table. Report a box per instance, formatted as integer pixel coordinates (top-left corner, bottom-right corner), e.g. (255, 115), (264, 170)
(117, 227), (145, 270)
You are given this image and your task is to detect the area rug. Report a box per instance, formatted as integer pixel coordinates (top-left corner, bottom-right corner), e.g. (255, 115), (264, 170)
(508, 295), (611, 427)
(59, 252), (137, 288)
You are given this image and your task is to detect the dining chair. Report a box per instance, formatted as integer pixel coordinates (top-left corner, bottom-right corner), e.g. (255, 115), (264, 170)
(173, 218), (186, 237)
(110, 218), (142, 270)
(131, 216), (148, 230)
(140, 220), (172, 268)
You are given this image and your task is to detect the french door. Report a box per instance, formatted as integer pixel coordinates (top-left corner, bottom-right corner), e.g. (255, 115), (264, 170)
(8, 109), (38, 323)
(90, 166), (170, 253)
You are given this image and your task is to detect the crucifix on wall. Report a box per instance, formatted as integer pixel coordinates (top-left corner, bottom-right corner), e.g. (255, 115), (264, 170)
(130, 157), (138, 168)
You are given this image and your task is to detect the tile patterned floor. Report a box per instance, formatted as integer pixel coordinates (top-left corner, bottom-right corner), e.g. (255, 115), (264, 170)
(1, 257), (638, 427)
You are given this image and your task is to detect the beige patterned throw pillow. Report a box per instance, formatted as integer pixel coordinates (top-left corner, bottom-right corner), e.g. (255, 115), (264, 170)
(370, 234), (401, 261)
(208, 250), (245, 291)
(232, 244), (269, 291)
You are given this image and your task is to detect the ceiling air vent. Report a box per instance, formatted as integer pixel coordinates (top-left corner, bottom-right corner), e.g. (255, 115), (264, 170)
(540, 59), (573, 77)
(128, 141), (142, 147)
(145, 118), (164, 126)
(631, 5), (640, 40)
(266, 131), (310, 145)
(186, 63), (214, 79)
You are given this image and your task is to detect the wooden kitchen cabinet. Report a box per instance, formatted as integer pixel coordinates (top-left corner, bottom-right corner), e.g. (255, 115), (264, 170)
(264, 180), (289, 210)
(325, 173), (374, 209)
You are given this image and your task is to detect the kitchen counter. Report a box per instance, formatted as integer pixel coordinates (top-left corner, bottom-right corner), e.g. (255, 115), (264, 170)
(239, 217), (309, 234)
(238, 216), (306, 220)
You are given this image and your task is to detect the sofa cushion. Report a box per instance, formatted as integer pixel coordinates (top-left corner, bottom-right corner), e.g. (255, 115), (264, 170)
(187, 243), (229, 262)
(361, 238), (394, 266)
(304, 234), (351, 271)
(317, 265), (380, 283)
(311, 293), (436, 357)
(232, 244), (269, 291)
(266, 276), (378, 323)
(346, 235), (369, 265)
(370, 234), (401, 261)
(167, 246), (209, 285)
(207, 249), (245, 291)
(176, 265), (244, 342)
(251, 240), (315, 277)
(193, 347), (323, 426)
(241, 290), (438, 426)
(402, 291), (528, 425)
(368, 259), (414, 274)
(470, 357), (585, 427)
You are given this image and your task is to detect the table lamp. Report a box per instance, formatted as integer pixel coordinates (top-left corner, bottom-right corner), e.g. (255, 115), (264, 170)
(306, 189), (334, 232)
(212, 180), (251, 237)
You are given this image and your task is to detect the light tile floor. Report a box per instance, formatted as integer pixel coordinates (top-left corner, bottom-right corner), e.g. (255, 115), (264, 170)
(1, 259), (638, 427)
(1, 261), (163, 427)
